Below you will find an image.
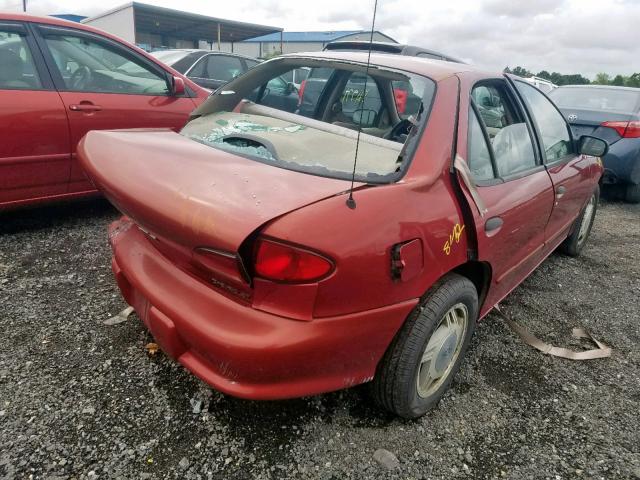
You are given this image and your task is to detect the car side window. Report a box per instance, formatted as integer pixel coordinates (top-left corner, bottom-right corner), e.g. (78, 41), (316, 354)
(187, 56), (208, 78)
(0, 29), (42, 90)
(331, 73), (384, 128)
(42, 32), (169, 95)
(468, 106), (495, 181)
(471, 82), (537, 178)
(515, 81), (573, 162)
(207, 55), (243, 82)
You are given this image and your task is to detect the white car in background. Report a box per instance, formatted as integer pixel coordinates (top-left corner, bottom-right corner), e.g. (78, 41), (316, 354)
(524, 76), (557, 93)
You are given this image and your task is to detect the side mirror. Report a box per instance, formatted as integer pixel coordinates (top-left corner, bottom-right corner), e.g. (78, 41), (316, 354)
(171, 76), (185, 96)
(578, 135), (608, 157)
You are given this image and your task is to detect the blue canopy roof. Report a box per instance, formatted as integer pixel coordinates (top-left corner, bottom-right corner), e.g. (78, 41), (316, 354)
(50, 14), (87, 23)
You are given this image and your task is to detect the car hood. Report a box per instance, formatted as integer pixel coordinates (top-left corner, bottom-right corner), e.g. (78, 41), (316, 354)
(78, 129), (356, 252)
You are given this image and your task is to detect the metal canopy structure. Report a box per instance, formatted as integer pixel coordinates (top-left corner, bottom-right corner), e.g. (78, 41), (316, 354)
(83, 2), (282, 50)
(131, 2), (281, 45)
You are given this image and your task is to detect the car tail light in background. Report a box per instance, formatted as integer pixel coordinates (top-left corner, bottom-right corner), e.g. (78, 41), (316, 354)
(254, 238), (333, 283)
(601, 121), (640, 138)
(393, 88), (408, 114)
(298, 79), (307, 105)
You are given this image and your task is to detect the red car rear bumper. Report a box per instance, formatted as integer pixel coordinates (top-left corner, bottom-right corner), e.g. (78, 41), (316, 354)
(109, 220), (418, 400)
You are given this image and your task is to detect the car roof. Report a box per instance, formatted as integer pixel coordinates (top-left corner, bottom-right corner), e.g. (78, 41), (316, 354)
(556, 84), (640, 92)
(152, 48), (258, 61)
(324, 41), (465, 63)
(1, 12), (122, 38)
(280, 50), (492, 82)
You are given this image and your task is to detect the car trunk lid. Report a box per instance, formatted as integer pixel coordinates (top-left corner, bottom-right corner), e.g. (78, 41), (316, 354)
(79, 129), (356, 288)
(561, 108), (636, 146)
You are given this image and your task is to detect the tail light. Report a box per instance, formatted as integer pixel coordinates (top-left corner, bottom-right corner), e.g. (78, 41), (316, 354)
(393, 88), (408, 114)
(254, 238), (333, 283)
(601, 121), (640, 138)
(298, 79), (306, 105)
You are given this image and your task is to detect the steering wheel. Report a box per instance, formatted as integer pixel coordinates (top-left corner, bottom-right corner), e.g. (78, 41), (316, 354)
(384, 118), (414, 141)
(69, 66), (92, 90)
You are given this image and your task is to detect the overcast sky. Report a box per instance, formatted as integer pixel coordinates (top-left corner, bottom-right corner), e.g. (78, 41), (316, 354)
(2, 0), (639, 78)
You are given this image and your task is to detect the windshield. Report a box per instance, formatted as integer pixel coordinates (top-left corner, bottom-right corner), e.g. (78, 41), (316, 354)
(549, 87), (640, 114)
(181, 58), (436, 183)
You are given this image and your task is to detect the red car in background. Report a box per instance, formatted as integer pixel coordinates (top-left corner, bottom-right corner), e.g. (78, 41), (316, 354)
(0, 14), (209, 210)
(79, 52), (607, 418)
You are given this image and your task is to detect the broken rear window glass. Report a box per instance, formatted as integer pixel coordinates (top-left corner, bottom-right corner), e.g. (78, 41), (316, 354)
(181, 58), (436, 183)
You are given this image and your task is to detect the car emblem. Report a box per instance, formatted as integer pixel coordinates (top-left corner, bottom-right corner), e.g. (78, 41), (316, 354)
(567, 114), (578, 122)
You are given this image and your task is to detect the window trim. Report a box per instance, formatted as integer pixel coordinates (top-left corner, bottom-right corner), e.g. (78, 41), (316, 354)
(184, 53), (209, 79)
(469, 78), (543, 184)
(32, 24), (185, 97)
(468, 100), (499, 185)
(509, 77), (576, 166)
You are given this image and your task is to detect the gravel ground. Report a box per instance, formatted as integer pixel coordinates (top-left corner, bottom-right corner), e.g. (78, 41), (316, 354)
(0, 198), (638, 480)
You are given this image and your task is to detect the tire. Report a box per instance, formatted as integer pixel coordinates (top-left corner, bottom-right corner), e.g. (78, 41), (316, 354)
(625, 184), (640, 204)
(371, 273), (478, 419)
(560, 187), (599, 257)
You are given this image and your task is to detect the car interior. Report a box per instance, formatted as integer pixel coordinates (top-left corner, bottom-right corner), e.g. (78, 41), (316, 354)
(471, 82), (537, 178)
(43, 33), (170, 95)
(183, 59), (435, 180)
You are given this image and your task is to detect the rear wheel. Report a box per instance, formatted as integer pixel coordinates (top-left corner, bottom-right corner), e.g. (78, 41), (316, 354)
(372, 274), (477, 419)
(560, 187), (599, 257)
(625, 184), (640, 204)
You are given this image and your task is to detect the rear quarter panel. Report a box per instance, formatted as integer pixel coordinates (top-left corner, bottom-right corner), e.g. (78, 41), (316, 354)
(261, 76), (470, 318)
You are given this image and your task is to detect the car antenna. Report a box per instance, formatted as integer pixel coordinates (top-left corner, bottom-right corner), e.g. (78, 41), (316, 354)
(346, 0), (379, 210)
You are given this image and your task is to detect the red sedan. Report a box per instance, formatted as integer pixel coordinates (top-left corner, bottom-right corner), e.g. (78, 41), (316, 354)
(0, 14), (209, 210)
(79, 52), (607, 418)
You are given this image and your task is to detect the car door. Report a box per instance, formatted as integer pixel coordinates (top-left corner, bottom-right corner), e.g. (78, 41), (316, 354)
(458, 78), (555, 310)
(187, 54), (244, 90)
(33, 24), (198, 194)
(0, 22), (70, 207)
(512, 79), (594, 248)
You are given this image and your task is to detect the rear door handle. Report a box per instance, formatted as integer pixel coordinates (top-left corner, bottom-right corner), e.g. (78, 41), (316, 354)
(485, 216), (503, 234)
(69, 103), (102, 112)
(555, 185), (567, 199)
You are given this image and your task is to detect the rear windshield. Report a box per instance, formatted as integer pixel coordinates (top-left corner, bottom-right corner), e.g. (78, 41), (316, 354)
(181, 58), (436, 183)
(549, 87), (640, 114)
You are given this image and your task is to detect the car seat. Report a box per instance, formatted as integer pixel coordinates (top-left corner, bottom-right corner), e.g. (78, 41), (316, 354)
(492, 123), (536, 176)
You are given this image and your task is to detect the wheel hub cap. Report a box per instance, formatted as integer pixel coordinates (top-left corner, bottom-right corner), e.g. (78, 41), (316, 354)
(416, 303), (468, 398)
(577, 195), (595, 244)
(434, 332), (458, 375)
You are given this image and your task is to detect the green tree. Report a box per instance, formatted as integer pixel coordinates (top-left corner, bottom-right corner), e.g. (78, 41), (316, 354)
(612, 75), (626, 86)
(549, 72), (564, 85)
(593, 73), (611, 85)
(510, 66), (533, 78)
(560, 74), (590, 85)
(626, 73), (640, 88)
(536, 70), (552, 81)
